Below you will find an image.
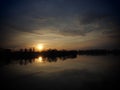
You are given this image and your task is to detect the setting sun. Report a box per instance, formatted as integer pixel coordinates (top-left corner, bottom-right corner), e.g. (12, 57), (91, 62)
(36, 44), (44, 51)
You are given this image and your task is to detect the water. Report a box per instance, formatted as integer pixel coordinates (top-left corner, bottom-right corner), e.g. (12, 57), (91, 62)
(0, 55), (120, 89)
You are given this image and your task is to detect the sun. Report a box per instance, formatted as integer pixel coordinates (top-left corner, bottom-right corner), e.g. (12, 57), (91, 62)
(36, 44), (44, 51)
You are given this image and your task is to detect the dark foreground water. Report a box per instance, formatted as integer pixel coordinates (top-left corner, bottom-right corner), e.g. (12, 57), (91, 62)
(0, 55), (120, 90)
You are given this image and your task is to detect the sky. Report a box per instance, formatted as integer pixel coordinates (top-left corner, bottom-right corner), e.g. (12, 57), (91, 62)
(0, 0), (120, 50)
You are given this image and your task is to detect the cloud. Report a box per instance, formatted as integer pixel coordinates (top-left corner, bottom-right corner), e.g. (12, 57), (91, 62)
(0, 0), (120, 49)
(79, 12), (110, 25)
(1, 0), (119, 37)
(1, 12), (119, 38)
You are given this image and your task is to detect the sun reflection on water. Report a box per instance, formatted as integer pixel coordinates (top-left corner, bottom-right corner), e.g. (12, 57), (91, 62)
(35, 56), (43, 63)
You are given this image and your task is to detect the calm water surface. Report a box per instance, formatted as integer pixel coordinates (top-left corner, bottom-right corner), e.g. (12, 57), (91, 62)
(0, 55), (120, 89)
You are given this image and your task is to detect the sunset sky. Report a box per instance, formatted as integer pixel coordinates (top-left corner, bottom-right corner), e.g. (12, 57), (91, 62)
(0, 0), (120, 50)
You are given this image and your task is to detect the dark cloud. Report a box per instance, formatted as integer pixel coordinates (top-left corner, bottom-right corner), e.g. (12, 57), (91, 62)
(0, 0), (120, 48)
(1, 0), (119, 32)
(79, 12), (111, 25)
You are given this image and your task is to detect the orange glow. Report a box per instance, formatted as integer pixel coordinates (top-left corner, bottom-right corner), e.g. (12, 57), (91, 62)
(35, 56), (43, 63)
(36, 44), (44, 51)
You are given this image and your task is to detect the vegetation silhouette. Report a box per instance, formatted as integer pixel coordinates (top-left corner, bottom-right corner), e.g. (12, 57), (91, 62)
(0, 48), (78, 65)
(78, 49), (120, 56)
(0, 48), (120, 65)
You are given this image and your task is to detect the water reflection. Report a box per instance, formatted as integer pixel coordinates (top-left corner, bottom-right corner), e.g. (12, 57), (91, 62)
(35, 56), (43, 63)
(0, 54), (77, 66)
(1, 49), (120, 66)
(1, 55), (120, 89)
(0, 53), (120, 89)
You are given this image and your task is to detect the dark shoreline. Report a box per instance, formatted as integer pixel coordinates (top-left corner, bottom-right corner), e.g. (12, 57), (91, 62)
(0, 48), (120, 65)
